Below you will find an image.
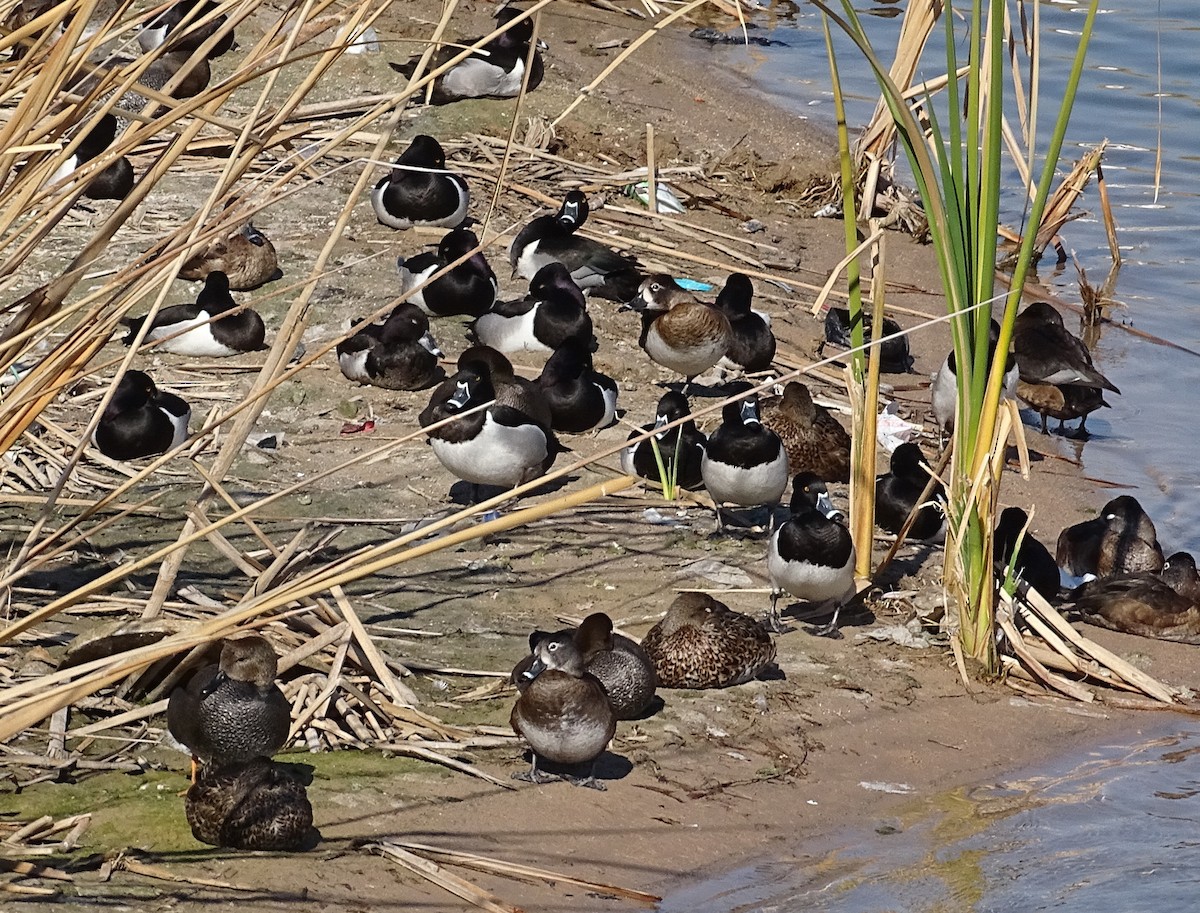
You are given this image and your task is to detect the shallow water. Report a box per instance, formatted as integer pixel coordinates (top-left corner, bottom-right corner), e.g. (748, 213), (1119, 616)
(661, 720), (1200, 912)
(702, 0), (1200, 550)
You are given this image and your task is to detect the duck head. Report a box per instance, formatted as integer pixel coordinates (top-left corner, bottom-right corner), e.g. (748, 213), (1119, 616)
(554, 190), (589, 230)
(790, 471), (841, 520)
(203, 634), (279, 695)
(521, 631), (589, 680)
(659, 592), (725, 635)
(529, 262), (585, 306)
(628, 274), (687, 313)
(396, 134), (447, 173)
(714, 272), (754, 318)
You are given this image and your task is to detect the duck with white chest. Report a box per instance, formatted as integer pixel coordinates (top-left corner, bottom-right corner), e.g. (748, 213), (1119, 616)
(372, 135), (468, 231)
(629, 274), (732, 389)
(122, 271), (265, 357)
(397, 227), (497, 318)
(471, 262), (595, 358)
(767, 473), (856, 635)
(508, 190), (644, 302)
(419, 358), (558, 497)
(701, 383), (788, 532)
(92, 370), (190, 460)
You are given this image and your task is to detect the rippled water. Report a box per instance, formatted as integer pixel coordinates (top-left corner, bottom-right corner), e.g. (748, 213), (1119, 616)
(661, 722), (1200, 912)
(704, 0), (1200, 551)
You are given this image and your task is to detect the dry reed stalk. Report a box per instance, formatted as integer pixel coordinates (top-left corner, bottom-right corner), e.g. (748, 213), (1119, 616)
(810, 225), (886, 317)
(381, 744), (515, 790)
(1095, 158), (1120, 266)
(998, 614), (1094, 701)
(366, 842), (521, 913)
(394, 841), (662, 904)
(854, 0), (944, 161)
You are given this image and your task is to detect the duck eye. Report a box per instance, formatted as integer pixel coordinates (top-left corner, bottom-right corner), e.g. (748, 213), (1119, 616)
(547, 642), (559, 651)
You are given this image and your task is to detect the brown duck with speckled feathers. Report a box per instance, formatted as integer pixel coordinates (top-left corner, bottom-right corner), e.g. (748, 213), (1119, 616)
(761, 381), (851, 483)
(641, 593), (776, 689)
(186, 757), (317, 850)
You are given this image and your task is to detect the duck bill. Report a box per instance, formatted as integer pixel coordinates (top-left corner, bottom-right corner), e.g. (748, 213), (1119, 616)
(652, 413), (669, 439)
(447, 381), (472, 410)
(521, 656), (547, 682)
(199, 670), (229, 698)
(816, 491), (842, 522)
(738, 398), (760, 425)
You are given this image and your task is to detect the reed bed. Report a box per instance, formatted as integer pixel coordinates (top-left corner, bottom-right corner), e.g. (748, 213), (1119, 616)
(0, 4), (1181, 881)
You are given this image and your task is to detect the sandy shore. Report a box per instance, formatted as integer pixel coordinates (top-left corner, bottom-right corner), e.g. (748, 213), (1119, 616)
(4, 2), (1196, 909)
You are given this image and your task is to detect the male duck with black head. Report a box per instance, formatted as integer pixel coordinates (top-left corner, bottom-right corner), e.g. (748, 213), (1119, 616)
(397, 227), (497, 317)
(472, 262), (596, 358)
(535, 339), (619, 434)
(390, 6), (545, 104)
(700, 381), (788, 532)
(337, 302), (445, 391)
(875, 443), (946, 542)
(420, 356), (558, 499)
(47, 113), (133, 201)
(631, 274), (732, 391)
(509, 190), (644, 302)
(93, 370), (190, 460)
(767, 473), (856, 635)
(620, 390), (706, 491)
(512, 613), (655, 720)
(122, 271), (265, 356)
(167, 635), (290, 774)
(713, 273), (775, 374)
(510, 613), (617, 789)
(372, 135), (468, 231)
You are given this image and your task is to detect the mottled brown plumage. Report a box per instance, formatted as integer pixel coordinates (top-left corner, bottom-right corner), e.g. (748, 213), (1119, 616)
(167, 635), (290, 766)
(180, 223), (283, 290)
(511, 613), (656, 720)
(641, 593), (776, 689)
(510, 617), (617, 789)
(761, 381), (851, 483)
(186, 757), (317, 851)
(1016, 379), (1109, 437)
(1069, 574), (1200, 644)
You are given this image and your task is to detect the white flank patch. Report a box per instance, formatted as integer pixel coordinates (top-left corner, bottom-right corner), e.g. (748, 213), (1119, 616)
(430, 413), (547, 487)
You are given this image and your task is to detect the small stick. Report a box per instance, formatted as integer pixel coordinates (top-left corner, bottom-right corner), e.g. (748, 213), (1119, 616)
(367, 842), (520, 913)
(645, 122), (658, 214)
(380, 743), (514, 790)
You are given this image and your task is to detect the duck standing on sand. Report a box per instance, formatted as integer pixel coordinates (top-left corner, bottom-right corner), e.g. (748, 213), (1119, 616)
(512, 613), (656, 721)
(535, 339), (618, 434)
(767, 473), (856, 635)
(167, 635), (290, 772)
(509, 190), (644, 302)
(700, 383), (788, 531)
(714, 273), (775, 374)
(186, 757), (317, 851)
(994, 506), (1060, 602)
(93, 370), (190, 460)
(397, 228), (497, 318)
(471, 262), (595, 357)
(875, 443), (945, 541)
(337, 303), (445, 391)
(642, 593), (776, 689)
(630, 275), (732, 388)
(761, 381), (851, 483)
(1012, 301), (1120, 437)
(122, 271), (266, 356)
(510, 615), (617, 789)
(620, 390), (706, 491)
(1056, 495), (1164, 581)
(930, 318), (1017, 438)
(420, 358), (557, 496)
(179, 222), (283, 291)
(389, 7), (545, 104)
(372, 135), (468, 230)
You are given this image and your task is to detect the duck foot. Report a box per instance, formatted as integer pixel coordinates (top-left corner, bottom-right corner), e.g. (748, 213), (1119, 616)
(512, 768), (562, 785)
(565, 773), (607, 791)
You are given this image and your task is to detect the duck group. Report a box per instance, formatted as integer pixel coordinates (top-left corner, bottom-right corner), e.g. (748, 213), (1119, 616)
(36, 0), (1182, 841)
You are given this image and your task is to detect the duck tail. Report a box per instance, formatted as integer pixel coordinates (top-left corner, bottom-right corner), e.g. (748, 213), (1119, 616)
(388, 58), (418, 78)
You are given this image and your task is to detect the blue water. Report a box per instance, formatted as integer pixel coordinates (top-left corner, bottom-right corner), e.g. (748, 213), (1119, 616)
(710, 0), (1200, 552)
(662, 5), (1200, 908)
(661, 722), (1200, 911)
